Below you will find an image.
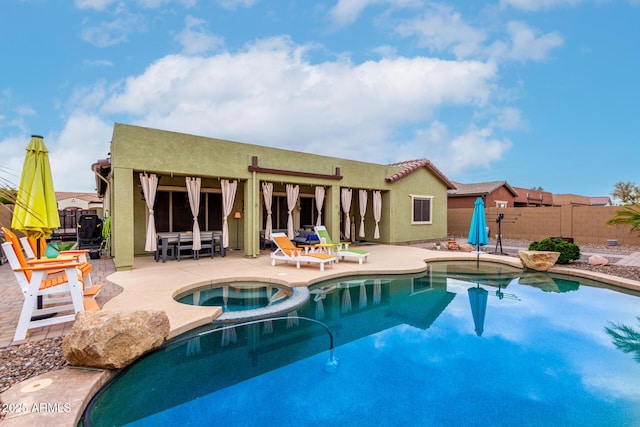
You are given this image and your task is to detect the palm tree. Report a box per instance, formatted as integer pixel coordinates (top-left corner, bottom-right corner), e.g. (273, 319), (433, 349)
(606, 204), (640, 232)
(605, 317), (640, 363)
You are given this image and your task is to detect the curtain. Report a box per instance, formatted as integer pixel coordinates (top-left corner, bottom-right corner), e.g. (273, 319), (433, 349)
(262, 182), (273, 240)
(140, 173), (158, 251)
(358, 189), (367, 238)
(373, 190), (381, 239)
(315, 186), (325, 226)
(186, 177), (201, 251)
(286, 184), (299, 239)
(341, 188), (352, 240)
(221, 179), (238, 248)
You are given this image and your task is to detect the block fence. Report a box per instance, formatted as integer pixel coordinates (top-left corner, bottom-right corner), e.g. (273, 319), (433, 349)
(448, 205), (640, 246)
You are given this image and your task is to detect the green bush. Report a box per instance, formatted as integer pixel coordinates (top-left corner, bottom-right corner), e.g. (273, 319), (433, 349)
(528, 238), (581, 264)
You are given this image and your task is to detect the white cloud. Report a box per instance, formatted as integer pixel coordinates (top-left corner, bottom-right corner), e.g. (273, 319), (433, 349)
(100, 36), (497, 164)
(500, 0), (583, 12)
(394, 4), (486, 60)
(330, 0), (421, 26)
(47, 114), (113, 192)
(175, 16), (225, 55)
(216, 0), (257, 11)
(447, 126), (512, 174)
(75, 0), (196, 10)
(503, 21), (564, 61)
(80, 5), (147, 47)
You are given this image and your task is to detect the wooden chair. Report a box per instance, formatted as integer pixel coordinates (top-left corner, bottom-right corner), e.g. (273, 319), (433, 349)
(2, 228), (102, 301)
(197, 231), (215, 259)
(176, 232), (194, 261)
(1, 241), (99, 341)
(19, 235), (98, 293)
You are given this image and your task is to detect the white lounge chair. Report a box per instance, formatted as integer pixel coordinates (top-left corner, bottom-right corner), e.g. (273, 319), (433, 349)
(314, 226), (369, 264)
(270, 232), (336, 271)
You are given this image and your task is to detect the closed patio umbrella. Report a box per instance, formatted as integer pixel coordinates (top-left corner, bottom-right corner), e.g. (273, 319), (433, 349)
(11, 135), (61, 315)
(468, 197), (488, 268)
(468, 285), (488, 336)
(11, 135), (60, 247)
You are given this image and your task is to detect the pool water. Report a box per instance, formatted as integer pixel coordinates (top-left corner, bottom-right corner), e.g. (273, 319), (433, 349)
(83, 262), (640, 426)
(176, 282), (293, 312)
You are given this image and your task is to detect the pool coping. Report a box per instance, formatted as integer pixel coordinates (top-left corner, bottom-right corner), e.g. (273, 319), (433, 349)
(2, 244), (639, 426)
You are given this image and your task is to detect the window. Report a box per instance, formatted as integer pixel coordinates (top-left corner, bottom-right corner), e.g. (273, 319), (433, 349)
(411, 195), (433, 224)
(495, 200), (508, 208)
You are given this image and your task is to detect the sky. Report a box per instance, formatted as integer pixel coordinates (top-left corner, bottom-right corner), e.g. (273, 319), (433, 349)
(1, 0), (638, 198)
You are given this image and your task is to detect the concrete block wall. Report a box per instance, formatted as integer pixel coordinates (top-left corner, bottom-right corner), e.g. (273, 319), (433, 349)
(448, 205), (640, 246)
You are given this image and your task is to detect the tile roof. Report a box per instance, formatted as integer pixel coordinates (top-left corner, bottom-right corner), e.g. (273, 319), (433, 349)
(590, 196), (612, 206)
(448, 181), (518, 197)
(56, 192), (102, 203)
(386, 159), (456, 189)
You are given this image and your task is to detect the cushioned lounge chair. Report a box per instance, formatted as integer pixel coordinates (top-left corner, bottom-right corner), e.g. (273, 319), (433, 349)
(270, 232), (336, 271)
(314, 225), (369, 264)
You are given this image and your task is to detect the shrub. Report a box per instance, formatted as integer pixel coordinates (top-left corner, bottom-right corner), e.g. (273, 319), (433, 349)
(528, 238), (581, 264)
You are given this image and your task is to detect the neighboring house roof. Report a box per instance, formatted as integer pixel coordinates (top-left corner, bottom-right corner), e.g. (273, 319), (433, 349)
(553, 194), (591, 206)
(386, 159), (456, 190)
(56, 192), (102, 203)
(448, 180), (518, 198)
(512, 187), (553, 205)
(591, 196), (612, 206)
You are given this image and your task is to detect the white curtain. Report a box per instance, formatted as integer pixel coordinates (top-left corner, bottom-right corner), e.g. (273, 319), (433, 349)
(373, 279), (382, 305)
(262, 182), (273, 240)
(341, 188), (352, 240)
(286, 184), (299, 239)
(359, 282), (368, 309)
(373, 190), (382, 239)
(341, 286), (352, 314)
(221, 179), (238, 248)
(140, 173), (158, 251)
(186, 177), (201, 251)
(315, 186), (325, 226)
(358, 189), (367, 238)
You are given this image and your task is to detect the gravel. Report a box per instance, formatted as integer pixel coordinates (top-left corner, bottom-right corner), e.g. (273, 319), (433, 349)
(2, 241), (639, 398)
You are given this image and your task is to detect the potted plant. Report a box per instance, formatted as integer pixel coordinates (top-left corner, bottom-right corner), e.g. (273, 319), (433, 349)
(435, 241), (441, 250)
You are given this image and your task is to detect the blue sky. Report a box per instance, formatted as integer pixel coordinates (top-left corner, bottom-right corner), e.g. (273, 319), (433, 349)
(1, 0), (638, 198)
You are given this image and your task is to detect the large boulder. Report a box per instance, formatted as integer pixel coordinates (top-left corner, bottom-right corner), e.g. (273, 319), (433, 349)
(518, 250), (560, 272)
(62, 310), (170, 369)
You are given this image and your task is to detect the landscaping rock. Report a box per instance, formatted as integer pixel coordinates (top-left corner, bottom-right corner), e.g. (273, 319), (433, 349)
(458, 243), (474, 252)
(62, 310), (170, 369)
(518, 250), (560, 271)
(588, 255), (609, 266)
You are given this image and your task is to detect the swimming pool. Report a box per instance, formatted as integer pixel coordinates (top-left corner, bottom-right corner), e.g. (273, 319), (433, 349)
(82, 262), (640, 426)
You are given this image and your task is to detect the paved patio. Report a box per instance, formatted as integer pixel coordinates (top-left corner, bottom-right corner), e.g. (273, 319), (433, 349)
(2, 243), (640, 426)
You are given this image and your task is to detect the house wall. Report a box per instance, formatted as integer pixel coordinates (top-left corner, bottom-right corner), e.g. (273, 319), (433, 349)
(448, 186), (517, 209)
(448, 205), (640, 246)
(109, 123), (450, 270)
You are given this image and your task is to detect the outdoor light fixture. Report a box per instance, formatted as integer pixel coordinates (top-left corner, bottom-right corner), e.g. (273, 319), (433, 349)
(234, 211), (241, 249)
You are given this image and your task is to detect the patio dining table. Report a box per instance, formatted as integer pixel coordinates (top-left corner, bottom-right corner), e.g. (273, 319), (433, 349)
(155, 231), (225, 262)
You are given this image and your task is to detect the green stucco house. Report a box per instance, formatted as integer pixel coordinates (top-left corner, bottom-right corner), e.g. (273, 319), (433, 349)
(94, 124), (455, 270)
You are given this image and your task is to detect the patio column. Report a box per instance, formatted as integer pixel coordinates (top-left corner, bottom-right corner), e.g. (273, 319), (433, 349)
(113, 167), (135, 270)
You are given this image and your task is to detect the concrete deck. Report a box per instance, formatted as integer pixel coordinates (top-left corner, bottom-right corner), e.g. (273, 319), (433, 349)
(2, 243), (640, 426)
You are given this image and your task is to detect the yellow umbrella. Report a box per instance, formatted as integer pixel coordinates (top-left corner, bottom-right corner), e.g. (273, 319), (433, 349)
(11, 135), (60, 255)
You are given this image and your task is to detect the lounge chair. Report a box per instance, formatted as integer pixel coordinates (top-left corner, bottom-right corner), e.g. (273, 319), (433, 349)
(314, 225), (369, 264)
(270, 232), (336, 271)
